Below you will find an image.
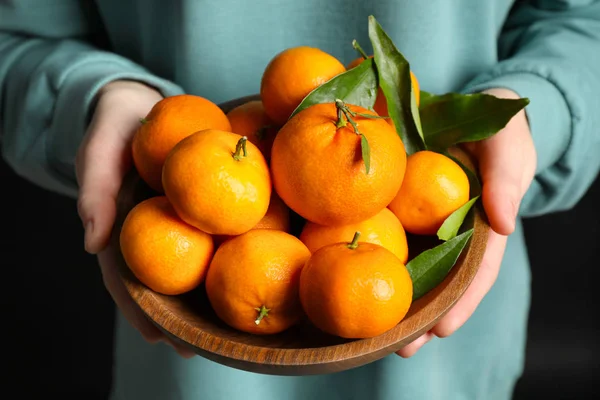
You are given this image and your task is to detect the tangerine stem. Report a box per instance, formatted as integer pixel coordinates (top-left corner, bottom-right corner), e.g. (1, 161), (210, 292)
(254, 305), (270, 325)
(335, 99), (361, 134)
(139, 118), (148, 124)
(334, 100), (371, 174)
(335, 99), (347, 129)
(347, 231), (361, 250)
(232, 136), (248, 161)
(352, 39), (369, 60)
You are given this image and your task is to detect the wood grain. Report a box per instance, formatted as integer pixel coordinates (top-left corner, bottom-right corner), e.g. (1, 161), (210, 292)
(112, 95), (490, 376)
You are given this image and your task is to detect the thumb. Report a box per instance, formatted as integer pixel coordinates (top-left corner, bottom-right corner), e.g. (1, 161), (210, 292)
(465, 89), (536, 236)
(475, 133), (523, 236)
(76, 116), (136, 254)
(76, 81), (163, 254)
(467, 116), (534, 236)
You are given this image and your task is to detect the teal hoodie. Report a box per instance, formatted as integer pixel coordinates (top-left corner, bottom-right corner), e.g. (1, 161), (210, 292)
(2, 1), (599, 399)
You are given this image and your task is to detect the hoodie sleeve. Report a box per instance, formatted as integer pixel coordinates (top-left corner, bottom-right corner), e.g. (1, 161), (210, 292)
(0, 1), (184, 198)
(462, 0), (600, 217)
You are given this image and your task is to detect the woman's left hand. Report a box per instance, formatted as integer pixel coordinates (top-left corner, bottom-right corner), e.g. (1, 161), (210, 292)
(397, 88), (537, 358)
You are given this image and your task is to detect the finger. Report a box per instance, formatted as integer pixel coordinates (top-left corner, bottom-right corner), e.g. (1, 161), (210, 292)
(469, 127), (526, 236)
(431, 231), (507, 338)
(164, 337), (196, 359)
(98, 247), (164, 343)
(99, 245), (196, 357)
(395, 331), (434, 358)
(76, 114), (137, 254)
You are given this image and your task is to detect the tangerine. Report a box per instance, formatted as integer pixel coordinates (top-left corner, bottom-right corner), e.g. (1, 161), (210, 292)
(299, 207), (408, 264)
(132, 94), (231, 192)
(205, 229), (311, 335)
(389, 150), (470, 235)
(270, 101), (406, 226)
(119, 196), (214, 295)
(215, 191), (291, 246)
(226, 99), (279, 160)
(162, 130), (271, 235)
(299, 232), (413, 339)
(260, 46), (346, 125)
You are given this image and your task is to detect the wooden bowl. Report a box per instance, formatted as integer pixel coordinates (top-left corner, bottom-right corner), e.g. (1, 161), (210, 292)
(112, 95), (490, 376)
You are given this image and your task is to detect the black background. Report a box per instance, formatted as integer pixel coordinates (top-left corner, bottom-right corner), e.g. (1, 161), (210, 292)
(2, 157), (599, 399)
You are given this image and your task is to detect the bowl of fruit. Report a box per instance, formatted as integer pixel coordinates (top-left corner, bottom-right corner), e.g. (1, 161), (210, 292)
(112, 16), (529, 376)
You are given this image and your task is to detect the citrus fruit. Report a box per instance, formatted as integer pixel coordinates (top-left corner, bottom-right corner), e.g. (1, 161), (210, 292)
(226, 99), (279, 160)
(389, 150), (470, 235)
(299, 207), (409, 264)
(215, 191), (291, 245)
(132, 94), (231, 192)
(119, 196), (214, 295)
(162, 130), (271, 236)
(270, 101), (406, 226)
(299, 232), (413, 339)
(253, 191), (291, 232)
(205, 229), (311, 335)
(260, 46), (346, 125)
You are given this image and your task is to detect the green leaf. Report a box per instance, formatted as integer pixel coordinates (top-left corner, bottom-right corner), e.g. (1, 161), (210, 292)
(290, 57), (378, 118)
(410, 88), (424, 143)
(418, 90), (437, 109)
(407, 228), (474, 300)
(360, 134), (371, 174)
(368, 15), (426, 155)
(437, 196), (480, 241)
(419, 92), (530, 150)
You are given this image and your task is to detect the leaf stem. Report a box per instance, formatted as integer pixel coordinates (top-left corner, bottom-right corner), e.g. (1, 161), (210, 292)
(232, 136), (248, 161)
(342, 107), (361, 134)
(352, 39), (369, 60)
(254, 305), (270, 325)
(347, 231), (361, 250)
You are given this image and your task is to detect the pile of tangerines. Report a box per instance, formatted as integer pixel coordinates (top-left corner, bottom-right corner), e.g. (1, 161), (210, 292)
(120, 46), (470, 340)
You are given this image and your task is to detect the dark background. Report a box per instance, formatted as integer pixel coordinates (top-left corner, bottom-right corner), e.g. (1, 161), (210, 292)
(2, 157), (599, 399)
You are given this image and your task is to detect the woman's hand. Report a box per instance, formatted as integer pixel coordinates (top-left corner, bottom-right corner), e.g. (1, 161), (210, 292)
(75, 80), (194, 358)
(397, 88), (537, 358)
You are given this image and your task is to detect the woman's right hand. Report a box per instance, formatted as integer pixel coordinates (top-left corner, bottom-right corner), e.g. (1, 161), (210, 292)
(75, 80), (194, 358)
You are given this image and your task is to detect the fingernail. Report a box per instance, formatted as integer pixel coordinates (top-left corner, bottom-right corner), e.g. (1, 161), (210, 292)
(84, 220), (94, 253)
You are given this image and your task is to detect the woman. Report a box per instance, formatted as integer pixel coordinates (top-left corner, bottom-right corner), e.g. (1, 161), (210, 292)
(1, 0), (599, 399)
